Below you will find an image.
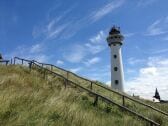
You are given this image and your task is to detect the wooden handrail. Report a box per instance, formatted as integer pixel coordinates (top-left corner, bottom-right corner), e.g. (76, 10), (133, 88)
(33, 61), (160, 126)
(0, 60), (10, 66)
(93, 82), (168, 116)
(14, 57), (168, 116)
(13, 57), (168, 125)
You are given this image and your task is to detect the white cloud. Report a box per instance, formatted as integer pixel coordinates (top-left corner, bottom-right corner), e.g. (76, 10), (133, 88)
(30, 44), (43, 53)
(33, 1), (124, 41)
(150, 48), (168, 54)
(133, 46), (168, 55)
(63, 45), (86, 63)
(63, 30), (107, 63)
(45, 0), (124, 40)
(46, 16), (64, 32)
(32, 9), (75, 40)
(123, 33), (135, 38)
(5, 44), (50, 63)
(147, 57), (168, 67)
(56, 60), (64, 65)
(106, 81), (111, 87)
(146, 17), (168, 36)
(137, 0), (158, 7)
(85, 30), (107, 54)
(32, 54), (49, 63)
(140, 67), (157, 76)
(90, 31), (105, 44)
(126, 68), (137, 74)
(83, 65), (111, 82)
(69, 67), (82, 73)
(85, 43), (105, 54)
(91, 0), (125, 22)
(87, 71), (110, 82)
(127, 57), (145, 65)
(47, 20), (56, 32)
(126, 56), (168, 100)
(47, 23), (69, 39)
(84, 57), (101, 67)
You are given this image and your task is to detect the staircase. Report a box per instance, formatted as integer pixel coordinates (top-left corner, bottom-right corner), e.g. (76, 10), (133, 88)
(11, 57), (168, 126)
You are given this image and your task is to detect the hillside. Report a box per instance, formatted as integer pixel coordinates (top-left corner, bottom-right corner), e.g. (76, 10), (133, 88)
(0, 65), (168, 126)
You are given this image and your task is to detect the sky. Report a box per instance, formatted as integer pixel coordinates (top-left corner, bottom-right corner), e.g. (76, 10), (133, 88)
(0, 0), (168, 100)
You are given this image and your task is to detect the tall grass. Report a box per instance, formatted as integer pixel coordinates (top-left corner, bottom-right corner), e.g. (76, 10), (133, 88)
(0, 65), (167, 126)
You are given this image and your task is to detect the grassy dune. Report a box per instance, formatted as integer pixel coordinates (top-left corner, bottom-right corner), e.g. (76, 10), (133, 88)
(0, 65), (167, 126)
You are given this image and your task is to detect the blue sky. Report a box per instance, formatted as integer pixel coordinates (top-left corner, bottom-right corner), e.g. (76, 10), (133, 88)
(1, 0), (168, 100)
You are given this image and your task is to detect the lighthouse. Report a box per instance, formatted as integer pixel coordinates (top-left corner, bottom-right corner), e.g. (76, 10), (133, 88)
(106, 26), (124, 91)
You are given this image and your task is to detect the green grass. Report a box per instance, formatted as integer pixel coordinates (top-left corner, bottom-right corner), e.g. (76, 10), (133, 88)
(51, 64), (168, 124)
(0, 65), (167, 126)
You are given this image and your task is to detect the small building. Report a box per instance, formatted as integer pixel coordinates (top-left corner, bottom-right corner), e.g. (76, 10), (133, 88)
(153, 88), (168, 103)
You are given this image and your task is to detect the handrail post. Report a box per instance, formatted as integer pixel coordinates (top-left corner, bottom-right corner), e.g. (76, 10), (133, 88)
(150, 122), (154, 126)
(22, 59), (23, 65)
(64, 79), (67, 88)
(10, 59), (12, 65)
(29, 61), (32, 71)
(122, 95), (125, 106)
(90, 82), (93, 90)
(14, 58), (16, 65)
(93, 95), (98, 106)
(150, 122), (153, 126)
(65, 72), (69, 88)
(51, 65), (53, 71)
(31, 60), (34, 68)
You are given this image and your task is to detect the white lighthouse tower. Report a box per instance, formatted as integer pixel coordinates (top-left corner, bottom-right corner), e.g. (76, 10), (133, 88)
(106, 26), (124, 91)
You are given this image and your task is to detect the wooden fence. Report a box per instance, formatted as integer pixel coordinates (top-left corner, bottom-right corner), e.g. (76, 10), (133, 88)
(13, 57), (168, 126)
(0, 60), (10, 66)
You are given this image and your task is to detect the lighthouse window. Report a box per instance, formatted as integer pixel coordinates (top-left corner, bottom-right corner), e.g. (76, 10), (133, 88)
(114, 67), (118, 71)
(115, 80), (119, 85)
(113, 55), (117, 58)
